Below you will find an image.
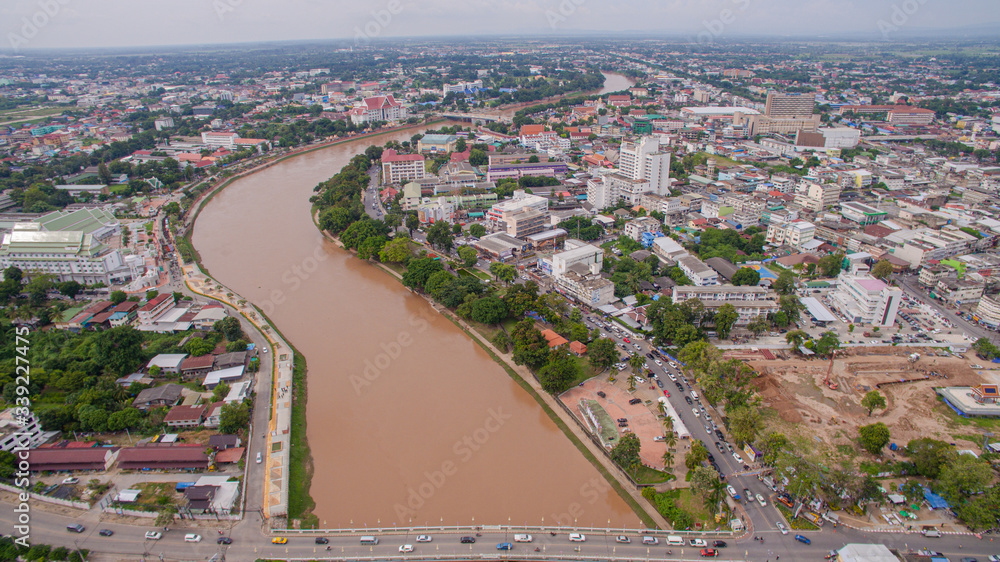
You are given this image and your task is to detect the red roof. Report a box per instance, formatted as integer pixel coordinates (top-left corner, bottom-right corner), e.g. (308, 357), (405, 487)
(215, 447), (245, 464)
(362, 95), (400, 110)
(382, 149), (424, 163)
(139, 294), (171, 312)
(164, 405), (207, 423)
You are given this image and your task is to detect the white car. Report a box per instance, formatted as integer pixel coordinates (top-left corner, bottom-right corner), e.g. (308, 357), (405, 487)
(692, 408), (700, 418)
(615, 535), (630, 543)
(756, 494), (767, 506)
(726, 485), (737, 498)
(732, 451), (744, 464)
(654, 359), (662, 366)
(634, 376), (645, 384)
(668, 373), (677, 381)
(688, 538), (707, 547)
(62, 477), (79, 485)
(184, 534), (202, 543)
(776, 522), (789, 535)
(399, 544), (414, 553)
(568, 533), (586, 542)
(145, 531), (162, 540)
(513, 534), (532, 543)
(416, 535), (432, 543)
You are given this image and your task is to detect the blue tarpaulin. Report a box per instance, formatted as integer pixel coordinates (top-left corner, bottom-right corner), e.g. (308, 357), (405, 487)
(923, 488), (950, 509)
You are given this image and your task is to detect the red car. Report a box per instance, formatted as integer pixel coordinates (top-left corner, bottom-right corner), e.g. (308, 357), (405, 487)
(623, 337), (631, 343)
(700, 549), (719, 557)
(662, 390), (670, 397)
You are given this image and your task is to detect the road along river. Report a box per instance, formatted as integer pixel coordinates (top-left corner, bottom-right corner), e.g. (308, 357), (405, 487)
(193, 126), (640, 528)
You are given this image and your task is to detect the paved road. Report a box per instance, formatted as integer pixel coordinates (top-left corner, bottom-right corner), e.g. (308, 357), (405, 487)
(895, 272), (994, 342)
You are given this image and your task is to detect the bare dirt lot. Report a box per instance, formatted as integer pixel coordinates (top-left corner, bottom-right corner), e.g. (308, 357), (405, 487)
(746, 347), (991, 452)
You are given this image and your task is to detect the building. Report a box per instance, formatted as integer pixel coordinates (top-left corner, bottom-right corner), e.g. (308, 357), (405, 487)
(887, 107), (935, 126)
(381, 149), (427, 185)
(442, 80), (484, 96)
(677, 255), (719, 286)
(794, 181), (841, 212)
(164, 405), (208, 428)
(153, 117), (174, 131)
(117, 446), (210, 471)
(132, 384), (184, 410)
(203, 365), (245, 390)
(25, 448), (117, 472)
(138, 295), (174, 325)
(349, 95), (406, 125)
(0, 223), (128, 285)
(840, 202), (888, 225)
(200, 131), (239, 149)
(818, 127), (860, 149)
(555, 269), (616, 308)
(672, 285), (777, 324)
(766, 220), (816, 248)
(417, 134), (459, 153)
(501, 207), (548, 238)
(735, 112), (820, 138)
(486, 190), (549, 229)
(764, 92), (815, 118)
(975, 294), (1000, 328)
(0, 409), (51, 452)
(829, 273), (902, 327)
(550, 241), (603, 278)
(624, 217), (662, 242)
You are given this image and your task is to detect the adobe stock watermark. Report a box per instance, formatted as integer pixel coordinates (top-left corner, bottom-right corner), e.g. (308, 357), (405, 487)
(257, 239), (331, 315)
(393, 407), (513, 520)
(547, 476), (613, 526)
(546, 0), (588, 29)
(354, 0), (404, 46)
(12, 326), (33, 548)
(7, 0), (72, 52)
(695, 0), (751, 46)
(349, 314), (431, 395)
(877, 0), (930, 40)
(213, 0), (244, 22)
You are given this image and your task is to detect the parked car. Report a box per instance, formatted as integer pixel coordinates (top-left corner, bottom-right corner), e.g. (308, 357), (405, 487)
(145, 532), (162, 541)
(217, 537), (232, 545)
(689, 538), (707, 547)
(315, 538), (330, 544)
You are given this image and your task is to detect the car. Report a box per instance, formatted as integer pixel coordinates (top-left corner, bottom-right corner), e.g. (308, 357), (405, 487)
(416, 535), (432, 543)
(689, 538), (707, 547)
(272, 537), (288, 544)
(629, 398), (642, 405)
(568, 533), (586, 542)
(756, 494), (767, 506)
(597, 391), (606, 398)
(399, 544), (414, 553)
(315, 537), (330, 544)
(743, 487), (752, 498)
(959, 558), (979, 562)
(668, 373), (677, 381)
(733, 452), (744, 464)
(62, 477), (80, 485)
(496, 542), (513, 551)
(635, 376), (645, 383)
(715, 441), (724, 451)
(663, 389), (670, 397)
(712, 540), (727, 548)
(217, 537), (233, 545)
(726, 485), (737, 498)
(654, 359), (662, 365)
(513, 534), (532, 543)
(793, 534), (811, 545)
(256, 452), (262, 464)
(615, 535), (631, 543)
(145, 531), (162, 540)
(700, 548), (719, 557)
(184, 534), (202, 543)
(692, 408), (700, 417)
(706, 453), (715, 462)
(67, 524), (85, 533)
(623, 337), (630, 343)
(987, 556), (1000, 562)
(99, 529), (113, 537)
(685, 396), (693, 404)
(460, 536), (476, 544)
(656, 379), (664, 388)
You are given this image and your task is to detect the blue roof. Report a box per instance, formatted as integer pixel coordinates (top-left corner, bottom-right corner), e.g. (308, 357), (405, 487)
(923, 488), (950, 509)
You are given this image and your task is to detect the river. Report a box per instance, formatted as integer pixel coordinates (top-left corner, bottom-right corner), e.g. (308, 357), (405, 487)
(193, 127), (640, 527)
(598, 72), (635, 95)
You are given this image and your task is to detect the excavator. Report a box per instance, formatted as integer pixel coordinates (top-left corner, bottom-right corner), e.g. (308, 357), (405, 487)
(824, 350), (839, 390)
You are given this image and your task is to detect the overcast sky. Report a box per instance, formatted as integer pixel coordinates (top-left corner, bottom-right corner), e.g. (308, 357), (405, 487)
(3, 0), (998, 51)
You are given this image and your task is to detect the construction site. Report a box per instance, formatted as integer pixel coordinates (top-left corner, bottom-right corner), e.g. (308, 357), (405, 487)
(732, 346), (996, 453)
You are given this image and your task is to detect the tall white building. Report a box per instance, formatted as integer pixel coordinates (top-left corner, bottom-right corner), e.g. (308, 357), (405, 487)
(590, 137), (672, 206)
(0, 223), (128, 285)
(766, 220), (816, 248)
(549, 240), (615, 307)
(487, 190), (549, 229)
(829, 273), (902, 327)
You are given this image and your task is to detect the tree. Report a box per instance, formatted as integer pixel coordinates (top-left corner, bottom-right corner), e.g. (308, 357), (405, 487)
(778, 295), (803, 324)
(728, 406), (762, 445)
(785, 330), (808, 348)
(685, 440), (709, 470)
(470, 296), (507, 325)
(379, 237), (411, 263)
(906, 438), (954, 479)
(469, 149), (488, 167)
(186, 337), (214, 357)
(537, 350), (581, 393)
(937, 453), (994, 504)
(858, 422), (890, 455)
(871, 259), (894, 280)
(527, 154), (540, 163)
(457, 245), (478, 268)
(94, 326), (145, 376)
(145, 289), (159, 301)
(756, 431), (788, 465)
(109, 289), (127, 305)
(629, 353), (645, 381)
(489, 262), (517, 284)
(405, 213), (420, 236)
(714, 303), (738, 340)
(219, 401), (251, 434)
(106, 408), (144, 431)
(610, 432), (641, 472)
(817, 253), (844, 277)
(402, 257), (444, 291)
(454, 138), (467, 153)
(213, 316), (244, 342)
(731, 267), (761, 286)
(861, 390), (887, 417)
(972, 337), (1000, 360)
(814, 330), (841, 357)
(212, 382), (231, 402)
(662, 450), (675, 470)
(469, 223), (486, 238)
(772, 269), (797, 295)
(746, 315), (769, 338)
(587, 338), (617, 371)
(426, 221), (454, 251)
(690, 465), (721, 499)
(58, 281), (84, 298)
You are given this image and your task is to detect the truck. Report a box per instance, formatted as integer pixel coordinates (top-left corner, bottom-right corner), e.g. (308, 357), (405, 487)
(776, 496), (794, 509)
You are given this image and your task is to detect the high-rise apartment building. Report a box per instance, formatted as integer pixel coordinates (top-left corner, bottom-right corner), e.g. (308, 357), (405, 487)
(765, 92), (815, 118)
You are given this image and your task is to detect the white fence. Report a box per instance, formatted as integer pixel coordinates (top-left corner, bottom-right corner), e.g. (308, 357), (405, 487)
(0, 482), (91, 510)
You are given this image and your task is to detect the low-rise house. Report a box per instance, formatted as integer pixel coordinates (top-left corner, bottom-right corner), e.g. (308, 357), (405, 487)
(180, 355), (215, 379)
(213, 351), (247, 370)
(164, 405), (207, 428)
(146, 354), (187, 374)
(132, 384), (184, 411)
(207, 435), (241, 450)
(202, 365), (245, 390)
(202, 402), (225, 429)
(26, 447), (117, 472)
(117, 445), (209, 471)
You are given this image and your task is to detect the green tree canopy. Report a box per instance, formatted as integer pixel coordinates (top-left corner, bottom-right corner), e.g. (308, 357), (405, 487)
(858, 422), (890, 455)
(610, 432), (642, 472)
(94, 326), (145, 376)
(861, 390), (887, 417)
(731, 267), (761, 286)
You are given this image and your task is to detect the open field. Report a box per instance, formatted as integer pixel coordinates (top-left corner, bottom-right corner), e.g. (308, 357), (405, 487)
(746, 347), (995, 454)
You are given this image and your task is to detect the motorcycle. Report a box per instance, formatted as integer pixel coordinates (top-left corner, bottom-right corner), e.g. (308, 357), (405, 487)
(535, 547), (540, 552)
(550, 532), (557, 537)
(475, 533), (481, 537)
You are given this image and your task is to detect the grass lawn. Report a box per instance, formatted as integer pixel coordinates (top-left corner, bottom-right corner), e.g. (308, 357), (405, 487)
(776, 503), (820, 530)
(569, 354), (600, 386)
(130, 482), (180, 510)
(632, 465), (674, 485)
(675, 488), (719, 529)
(110, 184), (130, 194)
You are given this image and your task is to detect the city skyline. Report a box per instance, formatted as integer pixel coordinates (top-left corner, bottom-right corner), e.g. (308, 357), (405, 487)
(3, 0), (999, 52)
